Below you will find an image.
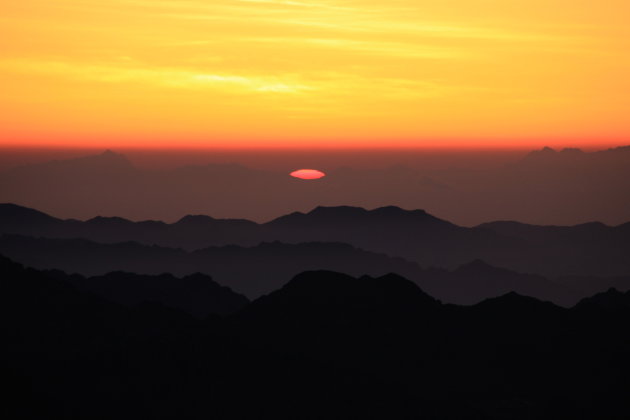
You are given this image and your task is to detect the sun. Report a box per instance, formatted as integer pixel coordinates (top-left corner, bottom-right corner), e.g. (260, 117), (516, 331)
(290, 169), (326, 180)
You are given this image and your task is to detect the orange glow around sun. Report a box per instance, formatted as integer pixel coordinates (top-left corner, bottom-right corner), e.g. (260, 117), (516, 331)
(1, 1), (630, 149)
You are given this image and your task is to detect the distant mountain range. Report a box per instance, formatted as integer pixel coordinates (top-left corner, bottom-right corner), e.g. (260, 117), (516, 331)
(2, 202), (630, 279)
(0, 234), (421, 300)
(2, 255), (629, 419)
(2, 233), (629, 306)
(1, 146), (629, 225)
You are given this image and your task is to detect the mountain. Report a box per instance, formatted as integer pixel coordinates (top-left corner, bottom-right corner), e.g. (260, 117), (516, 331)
(233, 270), (444, 368)
(574, 288), (630, 315)
(0, 202), (263, 249)
(417, 259), (583, 306)
(0, 255), (417, 419)
(242, 270), (440, 321)
(3, 256), (630, 419)
(2, 146), (629, 226)
(69, 271), (249, 317)
(0, 252), (248, 317)
(234, 270), (630, 419)
(477, 220), (630, 275)
(519, 146), (587, 165)
(265, 205), (486, 268)
(519, 145), (630, 166)
(2, 233), (628, 305)
(554, 274), (630, 299)
(0, 234), (424, 298)
(3, 202), (630, 277)
(268, 204), (453, 230)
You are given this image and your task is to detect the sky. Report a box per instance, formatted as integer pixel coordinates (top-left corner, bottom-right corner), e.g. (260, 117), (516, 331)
(1, 0), (630, 149)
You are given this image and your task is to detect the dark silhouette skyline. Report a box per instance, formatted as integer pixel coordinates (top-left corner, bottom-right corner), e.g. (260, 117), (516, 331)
(2, 255), (630, 419)
(2, 202), (629, 278)
(3, 233), (630, 307)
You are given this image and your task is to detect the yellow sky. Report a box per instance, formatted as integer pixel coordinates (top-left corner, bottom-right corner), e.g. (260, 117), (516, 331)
(1, 0), (629, 148)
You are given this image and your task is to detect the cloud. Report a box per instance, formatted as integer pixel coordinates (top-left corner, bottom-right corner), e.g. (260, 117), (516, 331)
(0, 58), (314, 94)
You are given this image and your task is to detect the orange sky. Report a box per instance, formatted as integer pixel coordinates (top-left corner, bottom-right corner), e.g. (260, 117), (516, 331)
(1, 0), (630, 149)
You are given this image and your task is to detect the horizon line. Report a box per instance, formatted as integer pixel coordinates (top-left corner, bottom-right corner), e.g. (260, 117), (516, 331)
(2, 142), (629, 153)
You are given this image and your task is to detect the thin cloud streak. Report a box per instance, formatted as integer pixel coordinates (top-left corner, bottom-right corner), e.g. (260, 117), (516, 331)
(0, 59), (315, 94)
(2, 0), (630, 146)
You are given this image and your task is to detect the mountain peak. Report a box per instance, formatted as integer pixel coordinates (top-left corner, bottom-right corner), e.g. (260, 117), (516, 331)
(89, 150), (131, 164)
(524, 146), (556, 159)
(175, 214), (217, 225)
(560, 147), (584, 154)
(0, 203), (59, 227)
(518, 145), (592, 166)
(42, 150), (134, 170)
(265, 270), (439, 310)
(100, 149), (122, 157)
(265, 205), (453, 233)
(576, 288), (630, 313)
(476, 291), (560, 313)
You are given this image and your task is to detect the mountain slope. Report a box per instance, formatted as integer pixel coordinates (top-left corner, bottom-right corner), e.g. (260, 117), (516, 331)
(71, 271), (249, 317)
(2, 234), (628, 305)
(3, 256), (630, 419)
(0, 234), (424, 298)
(3, 202), (630, 277)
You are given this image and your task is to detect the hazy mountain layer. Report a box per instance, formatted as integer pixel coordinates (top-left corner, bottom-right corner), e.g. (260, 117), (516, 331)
(2, 202), (630, 278)
(3, 234), (629, 306)
(1, 146), (629, 226)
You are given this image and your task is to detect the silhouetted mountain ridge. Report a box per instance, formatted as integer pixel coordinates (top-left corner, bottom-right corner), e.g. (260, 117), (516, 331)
(0, 202), (57, 226)
(575, 288), (630, 314)
(0, 234), (425, 299)
(3, 202), (629, 277)
(473, 290), (563, 317)
(268, 269), (439, 309)
(72, 270), (249, 317)
(269, 205), (449, 228)
(2, 255), (630, 419)
(3, 233), (629, 306)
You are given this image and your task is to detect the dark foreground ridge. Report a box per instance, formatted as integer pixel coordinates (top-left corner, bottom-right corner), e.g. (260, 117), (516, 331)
(2, 255), (629, 419)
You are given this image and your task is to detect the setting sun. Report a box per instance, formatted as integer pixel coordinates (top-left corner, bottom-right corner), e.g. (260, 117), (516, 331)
(290, 169), (326, 179)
